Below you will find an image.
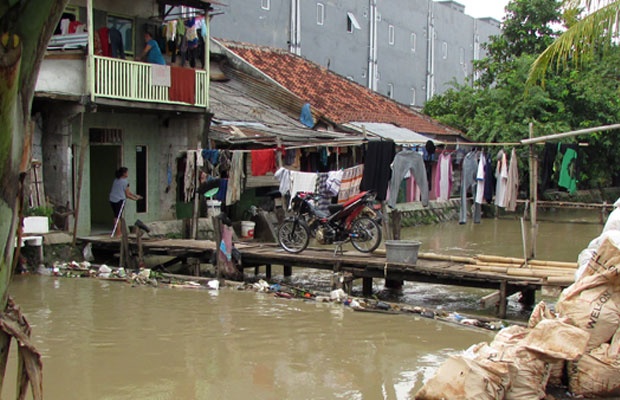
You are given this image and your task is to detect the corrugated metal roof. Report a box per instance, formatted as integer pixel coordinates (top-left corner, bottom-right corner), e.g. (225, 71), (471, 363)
(348, 122), (443, 145)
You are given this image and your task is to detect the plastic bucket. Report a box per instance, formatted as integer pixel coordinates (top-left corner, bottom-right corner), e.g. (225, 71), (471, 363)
(385, 240), (421, 264)
(241, 221), (256, 239)
(206, 200), (221, 217)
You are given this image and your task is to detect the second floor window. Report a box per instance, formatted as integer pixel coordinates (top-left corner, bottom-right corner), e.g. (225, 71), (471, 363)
(410, 33), (416, 52)
(387, 83), (394, 99)
(410, 88), (416, 106)
(442, 41), (448, 59)
(347, 12), (360, 33)
(261, 0), (270, 11)
(317, 3), (324, 25)
(388, 25), (395, 45)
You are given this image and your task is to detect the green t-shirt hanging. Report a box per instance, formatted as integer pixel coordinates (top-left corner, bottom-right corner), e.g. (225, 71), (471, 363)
(558, 145), (578, 194)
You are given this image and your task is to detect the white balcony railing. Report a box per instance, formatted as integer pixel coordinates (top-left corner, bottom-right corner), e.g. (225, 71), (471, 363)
(93, 55), (208, 108)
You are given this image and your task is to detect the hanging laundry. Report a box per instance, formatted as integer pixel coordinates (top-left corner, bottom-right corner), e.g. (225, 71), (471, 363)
(558, 144), (578, 194)
(290, 171), (318, 199)
(326, 170), (343, 197)
(505, 148), (519, 211)
(251, 149), (276, 176)
(405, 173), (422, 203)
(483, 154), (495, 204)
(300, 103), (315, 128)
(434, 151), (453, 201)
(225, 151), (245, 205)
(184, 150), (197, 202)
(274, 167), (291, 196)
(459, 150), (481, 224)
(540, 143), (557, 193)
(315, 173), (331, 212)
(215, 178), (228, 202)
(201, 149), (220, 166)
(494, 149), (509, 208)
(360, 140), (395, 201)
(338, 165), (364, 203)
(475, 152), (486, 205)
(108, 28), (125, 59)
(97, 27), (110, 57)
(388, 149), (428, 208)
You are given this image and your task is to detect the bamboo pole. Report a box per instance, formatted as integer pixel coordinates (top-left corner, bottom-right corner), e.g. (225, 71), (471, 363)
(529, 122), (538, 259)
(521, 123), (620, 145)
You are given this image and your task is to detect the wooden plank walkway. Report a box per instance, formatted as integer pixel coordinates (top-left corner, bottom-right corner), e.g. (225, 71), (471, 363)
(79, 235), (576, 318)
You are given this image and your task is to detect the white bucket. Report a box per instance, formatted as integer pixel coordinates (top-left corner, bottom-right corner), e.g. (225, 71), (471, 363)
(385, 240), (421, 264)
(206, 200), (221, 217)
(241, 221), (256, 239)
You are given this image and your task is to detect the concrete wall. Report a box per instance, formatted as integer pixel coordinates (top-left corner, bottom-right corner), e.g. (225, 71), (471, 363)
(210, 0), (501, 106)
(36, 59), (86, 96)
(42, 105), (203, 235)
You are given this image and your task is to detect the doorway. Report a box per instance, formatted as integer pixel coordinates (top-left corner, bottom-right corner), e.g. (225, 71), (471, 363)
(90, 144), (121, 233)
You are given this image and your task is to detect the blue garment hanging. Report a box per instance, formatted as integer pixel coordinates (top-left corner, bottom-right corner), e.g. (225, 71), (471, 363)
(300, 103), (315, 128)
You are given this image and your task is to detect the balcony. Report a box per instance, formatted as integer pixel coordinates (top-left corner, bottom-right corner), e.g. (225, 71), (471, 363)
(94, 56), (208, 107)
(35, 53), (209, 109)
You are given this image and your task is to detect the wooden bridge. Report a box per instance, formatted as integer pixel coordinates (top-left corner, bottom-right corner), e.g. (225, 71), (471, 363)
(79, 235), (577, 318)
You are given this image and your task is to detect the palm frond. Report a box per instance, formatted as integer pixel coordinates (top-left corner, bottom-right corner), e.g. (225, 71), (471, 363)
(527, 0), (620, 86)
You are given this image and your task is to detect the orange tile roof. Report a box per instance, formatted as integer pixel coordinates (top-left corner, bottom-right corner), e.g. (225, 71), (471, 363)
(220, 40), (463, 137)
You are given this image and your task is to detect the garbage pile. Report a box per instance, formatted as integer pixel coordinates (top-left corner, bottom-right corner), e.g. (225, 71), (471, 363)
(415, 202), (620, 399)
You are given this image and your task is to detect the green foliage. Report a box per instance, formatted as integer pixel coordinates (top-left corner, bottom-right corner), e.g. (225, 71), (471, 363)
(24, 206), (53, 218)
(423, 0), (620, 190)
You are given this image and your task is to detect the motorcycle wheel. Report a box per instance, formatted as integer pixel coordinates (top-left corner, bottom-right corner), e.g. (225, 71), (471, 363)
(350, 216), (382, 253)
(277, 218), (310, 253)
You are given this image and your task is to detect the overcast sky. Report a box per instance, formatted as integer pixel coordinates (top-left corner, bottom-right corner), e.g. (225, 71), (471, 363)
(457, 0), (510, 21)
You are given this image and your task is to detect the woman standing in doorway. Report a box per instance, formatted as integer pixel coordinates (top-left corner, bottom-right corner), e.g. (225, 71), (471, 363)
(109, 167), (142, 237)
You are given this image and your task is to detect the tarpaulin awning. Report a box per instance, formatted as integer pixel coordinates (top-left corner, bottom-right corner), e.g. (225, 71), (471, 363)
(348, 122), (443, 145)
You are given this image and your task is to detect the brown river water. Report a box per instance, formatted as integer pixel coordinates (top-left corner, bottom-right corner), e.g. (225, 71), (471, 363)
(2, 210), (603, 399)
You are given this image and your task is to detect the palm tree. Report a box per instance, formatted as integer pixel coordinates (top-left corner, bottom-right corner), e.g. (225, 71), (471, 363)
(528, 0), (620, 84)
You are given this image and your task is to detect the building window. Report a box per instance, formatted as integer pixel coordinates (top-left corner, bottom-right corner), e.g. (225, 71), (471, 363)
(459, 47), (464, 64)
(442, 41), (448, 59)
(135, 145), (147, 213)
(261, 0), (270, 11)
(347, 12), (361, 33)
(107, 14), (134, 55)
(388, 25), (395, 45)
(387, 83), (394, 99)
(410, 33), (416, 52)
(410, 88), (416, 106)
(317, 3), (324, 25)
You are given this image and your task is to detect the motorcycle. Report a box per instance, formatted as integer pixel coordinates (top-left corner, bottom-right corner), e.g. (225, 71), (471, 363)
(277, 190), (382, 254)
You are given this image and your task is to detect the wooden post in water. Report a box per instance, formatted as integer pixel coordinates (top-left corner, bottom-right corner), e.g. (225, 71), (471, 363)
(362, 277), (373, 297)
(72, 112), (86, 246)
(191, 149), (200, 240)
(528, 123), (538, 259)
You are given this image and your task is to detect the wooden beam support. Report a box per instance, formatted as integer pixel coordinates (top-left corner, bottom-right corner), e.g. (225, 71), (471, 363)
(498, 281), (507, 319)
(362, 277), (373, 297)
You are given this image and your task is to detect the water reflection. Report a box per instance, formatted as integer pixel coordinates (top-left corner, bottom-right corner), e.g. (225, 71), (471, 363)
(402, 209), (602, 262)
(4, 276), (492, 400)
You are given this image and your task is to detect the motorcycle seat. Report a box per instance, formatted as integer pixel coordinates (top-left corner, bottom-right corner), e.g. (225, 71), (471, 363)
(328, 204), (343, 214)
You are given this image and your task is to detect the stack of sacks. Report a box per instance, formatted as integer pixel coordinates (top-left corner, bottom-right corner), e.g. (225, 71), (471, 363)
(556, 233), (620, 397)
(416, 200), (620, 399)
(414, 310), (589, 400)
(576, 197), (620, 280)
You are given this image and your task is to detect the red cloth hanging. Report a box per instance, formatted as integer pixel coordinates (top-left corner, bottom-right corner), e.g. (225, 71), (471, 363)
(251, 149), (276, 176)
(169, 66), (196, 104)
(98, 27), (110, 57)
